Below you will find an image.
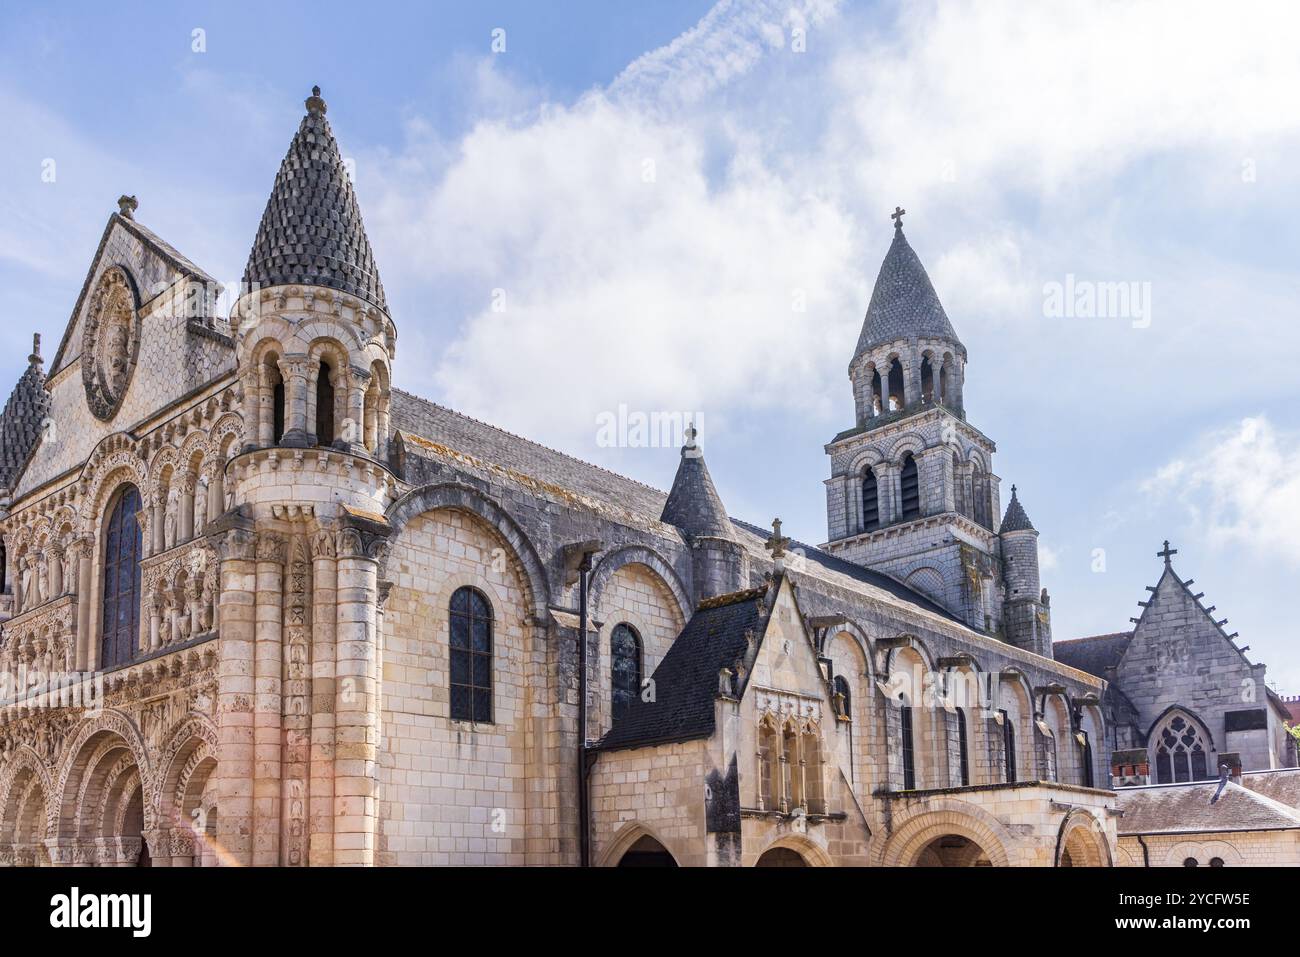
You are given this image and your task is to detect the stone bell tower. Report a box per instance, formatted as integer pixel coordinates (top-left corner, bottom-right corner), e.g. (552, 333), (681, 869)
(822, 209), (1006, 634)
(213, 86), (399, 867)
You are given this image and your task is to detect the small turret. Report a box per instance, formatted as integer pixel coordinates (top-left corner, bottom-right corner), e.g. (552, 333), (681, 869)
(0, 334), (51, 491)
(661, 424), (747, 601)
(1000, 486), (1050, 655)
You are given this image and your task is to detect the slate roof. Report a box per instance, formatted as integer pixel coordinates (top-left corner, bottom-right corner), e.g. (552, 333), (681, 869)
(1116, 778), (1300, 835)
(1052, 632), (1132, 677)
(595, 585), (770, 752)
(854, 226), (963, 362)
(1241, 769), (1300, 809)
(659, 433), (736, 541)
(999, 485), (1035, 533)
(0, 336), (51, 490)
(243, 87), (388, 313)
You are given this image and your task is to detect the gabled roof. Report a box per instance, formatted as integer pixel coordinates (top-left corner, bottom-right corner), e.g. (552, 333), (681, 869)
(47, 211), (218, 376)
(0, 336), (50, 490)
(1116, 778), (1300, 835)
(595, 585), (771, 752)
(854, 225), (963, 363)
(659, 428), (735, 541)
(390, 392), (962, 628)
(243, 87), (387, 313)
(999, 485), (1035, 533)
(1052, 632), (1132, 678)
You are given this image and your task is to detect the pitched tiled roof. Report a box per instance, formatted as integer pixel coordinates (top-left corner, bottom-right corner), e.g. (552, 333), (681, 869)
(1241, 769), (1300, 809)
(1052, 632), (1132, 677)
(0, 336), (50, 490)
(659, 431), (736, 541)
(854, 227), (962, 362)
(1116, 778), (1300, 835)
(243, 87), (387, 313)
(999, 485), (1035, 533)
(389, 392), (963, 627)
(595, 585), (770, 752)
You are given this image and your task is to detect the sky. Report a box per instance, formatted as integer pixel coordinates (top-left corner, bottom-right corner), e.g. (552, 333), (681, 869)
(2, 1), (1298, 690)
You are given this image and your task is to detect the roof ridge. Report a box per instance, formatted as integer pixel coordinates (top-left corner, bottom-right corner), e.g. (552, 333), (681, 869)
(1054, 632), (1133, 645)
(391, 386), (668, 497)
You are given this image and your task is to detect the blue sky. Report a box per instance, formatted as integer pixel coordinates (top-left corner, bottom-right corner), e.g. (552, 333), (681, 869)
(3, 1), (1299, 689)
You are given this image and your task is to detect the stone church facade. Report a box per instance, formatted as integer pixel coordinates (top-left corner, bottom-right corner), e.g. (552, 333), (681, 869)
(2, 85), (1239, 869)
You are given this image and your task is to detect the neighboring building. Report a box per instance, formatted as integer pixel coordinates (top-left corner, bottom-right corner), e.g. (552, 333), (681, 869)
(1114, 769), (1300, 867)
(5, 84), (1285, 869)
(1054, 547), (1298, 788)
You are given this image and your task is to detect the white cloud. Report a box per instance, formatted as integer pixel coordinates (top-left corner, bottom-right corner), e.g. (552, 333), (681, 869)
(1142, 416), (1300, 567)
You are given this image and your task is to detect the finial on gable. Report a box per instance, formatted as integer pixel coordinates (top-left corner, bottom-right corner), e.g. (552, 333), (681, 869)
(117, 195), (138, 219)
(1157, 540), (1178, 567)
(765, 517), (791, 571)
(305, 85), (327, 116)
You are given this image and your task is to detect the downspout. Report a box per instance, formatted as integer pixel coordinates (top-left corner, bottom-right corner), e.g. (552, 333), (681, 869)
(577, 548), (594, 867)
(1136, 834), (1150, 867)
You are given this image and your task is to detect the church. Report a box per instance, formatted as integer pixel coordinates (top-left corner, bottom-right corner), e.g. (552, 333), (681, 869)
(0, 87), (1289, 867)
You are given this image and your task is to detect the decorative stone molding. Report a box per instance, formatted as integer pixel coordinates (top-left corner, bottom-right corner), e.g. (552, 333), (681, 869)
(81, 267), (142, 422)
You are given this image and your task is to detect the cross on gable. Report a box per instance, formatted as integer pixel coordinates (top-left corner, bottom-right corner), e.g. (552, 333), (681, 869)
(1157, 540), (1178, 565)
(891, 206), (906, 228)
(765, 517), (790, 563)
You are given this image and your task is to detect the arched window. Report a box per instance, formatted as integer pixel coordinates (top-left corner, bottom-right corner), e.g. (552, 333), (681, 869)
(758, 719), (778, 811)
(861, 467), (880, 531)
(833, 675), (852, 719)
(871, 369), (884, 416)
(887, 362), (905, 412)
(1081, 731), (1095, 788)
(921, 357), (934, 403)
(972, 464), (990, 528)
(0, 538), (6, 594)
(1209, 857), (1225, 867)
(1153, 712), (1210, 783)
(449, 586), (493, 722)
(315, 360), (335, 446)
(782, 724), (802, 810)
(956, 707), (970, 786)
(803, 730), (825, 814)
(900, 703), (916, 789)
(900, 454), (920, 519)
(1182, 857), (1198, 867)
(1000, 709), (1017, 783)
(101, 485), (143, 669)
(610, 623), (642, 720)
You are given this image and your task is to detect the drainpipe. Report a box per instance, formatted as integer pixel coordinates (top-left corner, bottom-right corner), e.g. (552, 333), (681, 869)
(1136, 834), (1150, 867)
(577, 548), (595, 867)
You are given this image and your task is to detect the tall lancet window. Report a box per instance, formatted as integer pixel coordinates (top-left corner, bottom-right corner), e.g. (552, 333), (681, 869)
(449, 586), (493, 723)
(315, 360), (335, 445)
(900, 454), (920, 519)
(862, 467), (880, 531)
(1000, 709), (1017, 783)
(101, 485), (143, 669)
(610, 623), (642, 720)
(900, 703), (916, 789)
(956, 706), (971, 786)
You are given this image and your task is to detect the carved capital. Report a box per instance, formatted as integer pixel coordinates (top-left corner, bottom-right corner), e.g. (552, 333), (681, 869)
(255, 532), (287, 564)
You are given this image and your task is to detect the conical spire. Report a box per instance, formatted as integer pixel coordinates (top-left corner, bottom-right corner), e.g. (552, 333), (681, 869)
(243, 86), (388, 313)
(0, 334), (51, 490)
(854, 214), (962, 362)
(660, 424), (736, 541)
(1000, 485), (1036, 533)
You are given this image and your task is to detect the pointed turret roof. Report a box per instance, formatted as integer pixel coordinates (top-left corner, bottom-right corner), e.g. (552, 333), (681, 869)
(0, 335), (51, 490)
(659, 424), (736, 541)
(854, 216), (962, 362)
(1000, 485), (1036, 533)
(243, 86), (388, 313)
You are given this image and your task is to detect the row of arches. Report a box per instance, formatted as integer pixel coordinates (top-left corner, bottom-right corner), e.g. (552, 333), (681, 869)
(0, 713), (218, 867)
(855, 450), (995, 534)
(855, 347), (964, 422)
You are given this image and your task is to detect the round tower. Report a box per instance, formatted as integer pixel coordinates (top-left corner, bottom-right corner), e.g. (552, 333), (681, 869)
(999, 485), (1050, 655)
(216, 86), (399, 867)
(660, 425), (747, 601)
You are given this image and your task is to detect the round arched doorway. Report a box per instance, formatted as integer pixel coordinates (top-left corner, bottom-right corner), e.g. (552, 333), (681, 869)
(617, 835), (678, 867)
(756, 847), (809, 867)
(914, 834), (993, 867)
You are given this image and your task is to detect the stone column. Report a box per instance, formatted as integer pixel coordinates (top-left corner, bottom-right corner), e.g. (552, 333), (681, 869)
(180, 475), (195, 543)
(257, 372), (274, 448)
(344, 370), (370, 452)
(48, 545), (64, 598)
(907, 353), (921, 408)
(334, 525), (386, 866)
(878, 359), (893, 413)
(213, 524), (256, 866)
(253, 531), (285, 866)
(304, 358), (321, 446)
(308, 524), (338, 867)
(74, 539), (93, 671)
(279, 357), (311, 448)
